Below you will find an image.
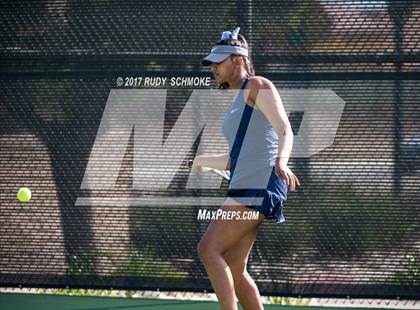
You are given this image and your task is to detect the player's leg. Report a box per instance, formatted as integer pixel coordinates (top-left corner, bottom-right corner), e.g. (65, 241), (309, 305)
(223, 223), (264, 310)
(197, 198), (265, 310)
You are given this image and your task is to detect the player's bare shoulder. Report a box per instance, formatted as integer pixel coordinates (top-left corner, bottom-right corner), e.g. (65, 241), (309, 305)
(248, 75), (276, 95)
(246, 76), (275, 109)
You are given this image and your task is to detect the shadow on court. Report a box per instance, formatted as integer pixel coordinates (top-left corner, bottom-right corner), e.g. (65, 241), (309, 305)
(0, 293), (391, 310)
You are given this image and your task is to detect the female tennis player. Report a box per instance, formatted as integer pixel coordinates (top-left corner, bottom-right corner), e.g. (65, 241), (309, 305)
(191, 27), (300, 310)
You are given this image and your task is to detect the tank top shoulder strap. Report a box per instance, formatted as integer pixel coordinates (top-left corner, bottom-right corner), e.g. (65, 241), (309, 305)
(240, 75), (250, 91)
(229, 75), (252, 178)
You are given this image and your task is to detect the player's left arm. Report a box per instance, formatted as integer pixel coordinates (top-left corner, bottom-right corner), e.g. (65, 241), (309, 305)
(248, 76), (300, 191)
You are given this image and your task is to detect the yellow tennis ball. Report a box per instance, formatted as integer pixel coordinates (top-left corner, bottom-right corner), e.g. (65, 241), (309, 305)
(17, 187), (31, 203)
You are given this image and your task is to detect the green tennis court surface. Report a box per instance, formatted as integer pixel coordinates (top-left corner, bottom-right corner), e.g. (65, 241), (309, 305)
(0, 293), (391, 310)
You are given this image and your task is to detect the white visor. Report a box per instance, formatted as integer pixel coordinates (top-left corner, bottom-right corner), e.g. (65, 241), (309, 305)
(201, 45), (249, 66)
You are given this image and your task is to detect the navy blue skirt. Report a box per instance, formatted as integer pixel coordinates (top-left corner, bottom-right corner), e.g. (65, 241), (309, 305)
(226, 166), (288, 223)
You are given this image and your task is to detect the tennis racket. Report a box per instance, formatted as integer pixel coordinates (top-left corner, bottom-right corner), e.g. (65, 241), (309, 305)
(201, 167), (231, 181)
(187, 160), (230, 181)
